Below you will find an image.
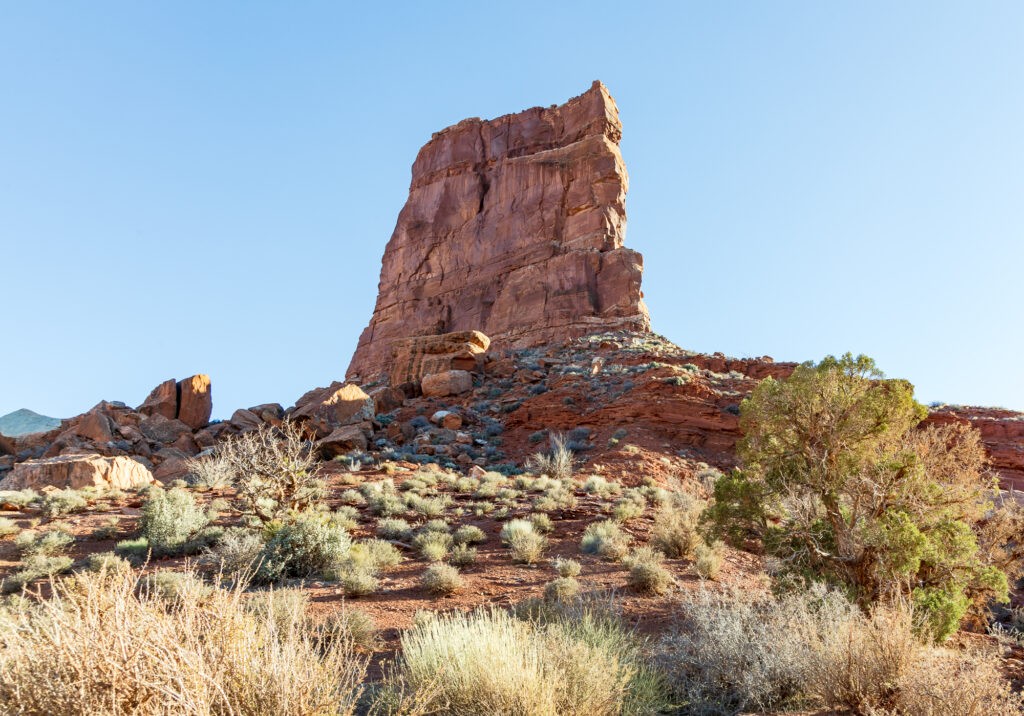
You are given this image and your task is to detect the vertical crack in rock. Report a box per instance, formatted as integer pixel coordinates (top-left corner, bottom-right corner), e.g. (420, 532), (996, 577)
(347, 81), (650, 381)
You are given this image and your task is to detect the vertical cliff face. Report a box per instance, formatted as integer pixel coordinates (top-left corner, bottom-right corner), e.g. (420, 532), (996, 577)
(347, 81), (650, 381)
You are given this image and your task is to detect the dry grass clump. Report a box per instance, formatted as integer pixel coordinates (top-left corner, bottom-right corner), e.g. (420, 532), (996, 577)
(377, 517), (414, 541)
(526, 433), (575, 480)
(378, 606), (666, 716)
(544, 577), (580, 602)
(694, 540), (724, 579)
(657, 584), (1022, 716)
(453, 524), (486, 545)
(657, 585), (861, 714)
(580, 519), (631, 561)
(554, 558), (581, 577)
(448, 543), (478, 566)
(650, 491), (703, 558)
(624, 547), (674, 595)
(0, 568), (366, 715)
(887, 646), (1024, 715)
(139, 487), (209, 556)
(0, 517), (19, 537)
(40, 489), (87, 517)
(509, 530), (548, 564)
(422, 563), (463, 595)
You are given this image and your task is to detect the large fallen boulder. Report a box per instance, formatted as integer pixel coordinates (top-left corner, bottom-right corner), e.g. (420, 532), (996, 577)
(421, 370), (473, 398)
(0, 454), (155, 491)
(291, 382), (375, 436)
(389, 331), (490, 387)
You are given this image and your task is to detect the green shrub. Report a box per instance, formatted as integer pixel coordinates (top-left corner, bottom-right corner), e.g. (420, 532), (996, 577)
(86, 551), (132, 576)
(0, 517), (19, 538)
(612, 498), (644, 522)
(448, 544), (478, 567)
(553, 558), (581, 578)
(509, 531), (547, 564)
(422, 563), (463, 594)
(703, 353), (1014, 640)
(318, 608), (379, 653)
(348, 539), (401, 571)
(376, 517), (413, 541)
(382, 606), (668, 715)
(90, 517), (121, 541)
(203, 528), (263, 582)
(257, 515), (351, 583)
(143, 571), (214, 603)
(139, 488), (209, 556)
(625, 548), (673, 595)
(580, 520), (631, 561)
(340, 568), (379, 597)
(114, 537), (149, 559)
(15, 529), (73, 557)
(529, 513), (554, 533)
(694, 541), (724, 580)
(500, 519), (534, 543)
(453, 524), (486, 545)
(0, 490), (38, 508)
(40, 489), (87, 517)
(544, 577), (580, 602)
(4, 555), (72, 592)
(525, 433), (575, 480)
(652, 498), (702, 559)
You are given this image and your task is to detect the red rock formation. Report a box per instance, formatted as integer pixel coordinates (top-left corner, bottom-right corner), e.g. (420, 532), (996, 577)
(925, 406), (1024, 491)
(137, 374), (212, 429)
(389, 330), (490, 387)
(347, 81), (649, 381)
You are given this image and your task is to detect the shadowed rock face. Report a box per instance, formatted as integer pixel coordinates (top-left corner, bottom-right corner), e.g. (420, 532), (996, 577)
(347, 81), (650, 381)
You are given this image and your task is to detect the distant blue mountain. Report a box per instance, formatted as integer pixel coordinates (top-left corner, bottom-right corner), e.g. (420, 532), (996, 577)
(0, 408), (62, 437)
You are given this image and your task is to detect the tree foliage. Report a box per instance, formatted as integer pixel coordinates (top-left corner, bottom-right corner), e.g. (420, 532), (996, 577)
(703, 353), (1017, 639)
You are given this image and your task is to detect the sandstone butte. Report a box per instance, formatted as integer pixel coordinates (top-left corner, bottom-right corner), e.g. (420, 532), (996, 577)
(346, 80), (650, 382)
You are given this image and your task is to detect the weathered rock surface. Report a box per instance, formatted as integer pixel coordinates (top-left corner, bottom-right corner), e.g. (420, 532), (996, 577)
(291, 382), (376, 437)
(421, 370), (473, 398)
(137, 374), (212, 429)
(177, 375), (213, 429)
(317, 423), (371, 456)
(925, 407), (1024, 491)
(0, 454), (155, 491)
(347, 81), (649, 381)
(390, 331), (490, 387)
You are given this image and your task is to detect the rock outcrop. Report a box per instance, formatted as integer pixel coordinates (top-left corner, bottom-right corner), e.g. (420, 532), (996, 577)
(0, 454), (155, 491)
(138, 374), (212, 429)
(389, 330), (490, 387)
(347, 81), (649, 381)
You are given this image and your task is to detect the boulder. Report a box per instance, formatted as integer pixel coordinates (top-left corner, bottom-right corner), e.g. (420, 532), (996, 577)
(0, 454), (155, 491)
(139, 414), (192, 444)
(75, 410), (115, 444)
(318, 423), (371, 456)
(229, 409), (263, 432)
(137, 374), (212, 429)
(388, 331), (490, 387)
(177, 374), (212, 429)
(138, 379), (178, 420)
(292, 382), (375, 429)
(249, 403), (285, 422)
(442, 413), (463, 431)
(366, 386), (406, 414)
(421, 370), (473, 398)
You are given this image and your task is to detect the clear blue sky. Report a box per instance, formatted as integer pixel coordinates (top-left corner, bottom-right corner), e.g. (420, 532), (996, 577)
(3, 1), (1022, 419)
